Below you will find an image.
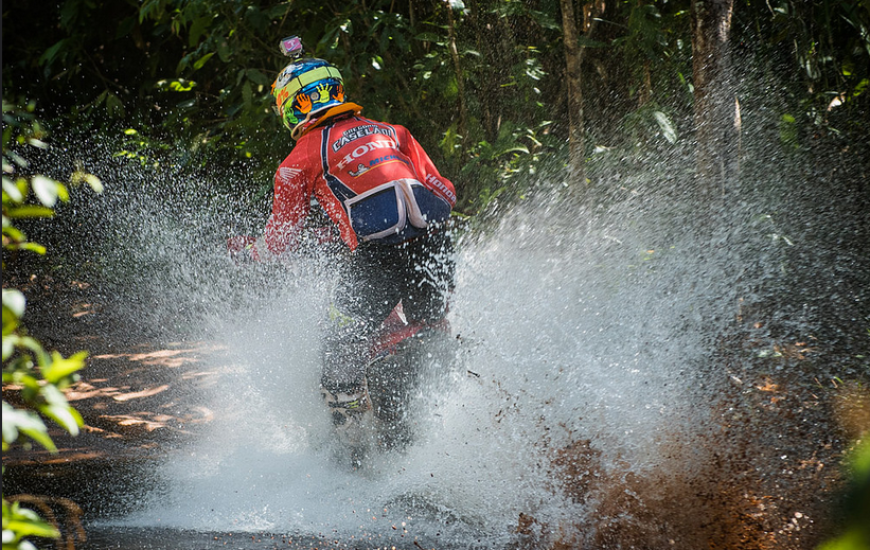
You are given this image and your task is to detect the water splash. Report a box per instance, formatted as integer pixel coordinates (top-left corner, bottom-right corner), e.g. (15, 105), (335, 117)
(86, 168), (722, 546)
(35, 113), (868, 548)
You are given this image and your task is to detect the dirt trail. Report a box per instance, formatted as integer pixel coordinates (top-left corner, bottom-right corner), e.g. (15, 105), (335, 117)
(4, 340), (231, 467)
(3, 276), (235, 468)
(3, 275), (867, 550)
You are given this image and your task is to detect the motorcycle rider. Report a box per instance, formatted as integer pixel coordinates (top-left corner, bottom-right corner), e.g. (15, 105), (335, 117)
(233, 38), (457, 454)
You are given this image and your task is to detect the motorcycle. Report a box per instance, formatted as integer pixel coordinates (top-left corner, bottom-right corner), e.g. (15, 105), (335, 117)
(228, 234), (454, 468)
(341, 302), (452, 466)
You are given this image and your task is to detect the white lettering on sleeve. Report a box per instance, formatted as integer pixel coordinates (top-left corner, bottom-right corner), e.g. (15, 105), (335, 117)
(425, 174), (456, 203)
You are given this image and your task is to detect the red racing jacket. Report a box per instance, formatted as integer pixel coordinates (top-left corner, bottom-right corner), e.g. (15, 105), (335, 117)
(262, 112), (457, 255)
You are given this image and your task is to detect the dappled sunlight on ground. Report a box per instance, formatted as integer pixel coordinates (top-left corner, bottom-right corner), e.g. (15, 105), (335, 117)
(3, 339), (234, 466)
(91, 343), (225, 369)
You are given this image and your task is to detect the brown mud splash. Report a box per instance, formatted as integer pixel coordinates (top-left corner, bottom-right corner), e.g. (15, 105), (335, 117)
(510, 352), (866, 550)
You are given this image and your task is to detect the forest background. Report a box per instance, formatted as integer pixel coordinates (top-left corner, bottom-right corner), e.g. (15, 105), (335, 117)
(4, 0), (867, 212)
(2, 0), (870, 549)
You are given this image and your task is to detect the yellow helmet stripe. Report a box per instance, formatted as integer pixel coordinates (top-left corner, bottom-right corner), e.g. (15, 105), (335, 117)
(279, 66), (343, 107)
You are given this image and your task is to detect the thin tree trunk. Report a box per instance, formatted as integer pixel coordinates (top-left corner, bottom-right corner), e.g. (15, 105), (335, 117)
(691, 0), (739, 198)
(561, 0), (586, 187)
(446, 2), (468, 139)
(466, 0), (496, 141)
(639, 58), (652, 107)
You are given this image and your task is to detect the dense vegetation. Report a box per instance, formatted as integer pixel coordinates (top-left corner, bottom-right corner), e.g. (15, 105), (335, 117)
(3, 1), (869, 548)
(3, 0), (867, 211)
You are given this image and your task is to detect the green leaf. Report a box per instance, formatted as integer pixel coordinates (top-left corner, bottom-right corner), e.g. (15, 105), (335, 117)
(848, 438), (870, 484)
(106, 93), (126, 118)
(217, 39), (231, 63)
(70, 170), (104, 193)
(37, 384), (82, 436)
(2, 177), (24, 203)
(414, 32), (441, 42)
(2, 289), (26, 319)
(84, 173), (104, 193)
(2, 224), (25, 242)
(653, 111), (677, 143)
(5, 205), (55, 219)
(1, 403), (55, 452)
(188, 15), (213, 47)
(41, 403), (83, 436)
(30, 176), (60, 207)
(27, 138), (48, 150)
(4, 516), (60, 541)
(42, 351), (87, 384)
(495, 145), (530, 157)
(3, 501), (61, 540)
(2, 338), (14, 361)
(15, 336), (43, 355)
(246, 69), (270, 87)
(168, 79), (197, 92)
(779, 113), (799, 148)
(816, 529), (869, 550)
(38, 39), (68, 66)
(13, 242), (48, 254)
(193, 52), (215, 71)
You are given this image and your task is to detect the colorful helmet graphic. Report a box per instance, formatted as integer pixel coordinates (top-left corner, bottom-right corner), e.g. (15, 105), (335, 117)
(272, 57), (346, 138)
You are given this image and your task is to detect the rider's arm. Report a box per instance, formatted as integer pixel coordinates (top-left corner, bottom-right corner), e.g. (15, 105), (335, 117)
(394, 125), (457, 208)
(263, 155), (314, 257)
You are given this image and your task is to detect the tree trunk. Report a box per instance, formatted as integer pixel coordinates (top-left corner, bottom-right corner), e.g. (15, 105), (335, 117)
(691, 0), (740, 198)
(561, 0), (586, 187)
(466, 0), (497, 142)
(446, 2), (468, 140)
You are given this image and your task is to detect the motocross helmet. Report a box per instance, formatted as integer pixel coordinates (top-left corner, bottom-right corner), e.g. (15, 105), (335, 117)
(272, 57), (347, 139)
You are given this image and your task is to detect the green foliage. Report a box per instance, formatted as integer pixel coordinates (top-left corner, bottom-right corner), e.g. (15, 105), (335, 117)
(4, 0), (870, 212)
(2, 100), (101, 550)
(452, 118), (560, 211)
(759, 0), (870, 138)
(2, 499), (60, 550)
(816, 438), (870, 550)
(622, 102), (681, 147)
(4, 0), (573, 209)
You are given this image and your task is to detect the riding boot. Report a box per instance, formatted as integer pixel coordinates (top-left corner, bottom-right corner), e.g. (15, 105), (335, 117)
(321, 378), (375, 466)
